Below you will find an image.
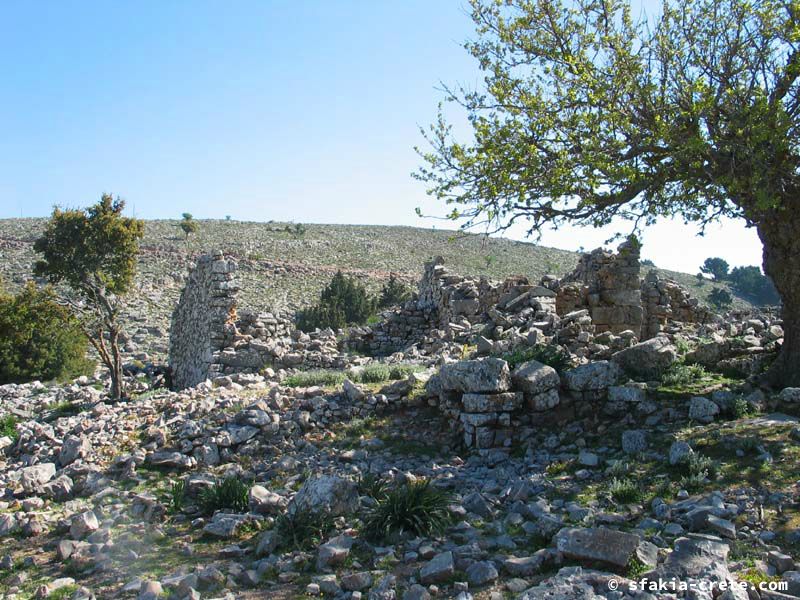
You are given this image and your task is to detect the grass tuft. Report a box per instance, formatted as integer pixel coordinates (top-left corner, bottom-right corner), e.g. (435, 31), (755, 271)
(362, 480), (453, 542)
(199, 477), (250, 516)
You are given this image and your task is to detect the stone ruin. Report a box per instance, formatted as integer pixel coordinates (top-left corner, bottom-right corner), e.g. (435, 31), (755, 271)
(169, 241), (715, 402)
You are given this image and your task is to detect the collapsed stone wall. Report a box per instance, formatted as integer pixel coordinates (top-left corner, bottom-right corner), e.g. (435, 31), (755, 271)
(169, 251), (238, 390)
(641, 270), (715, 338)
(556, 239), (643, 336)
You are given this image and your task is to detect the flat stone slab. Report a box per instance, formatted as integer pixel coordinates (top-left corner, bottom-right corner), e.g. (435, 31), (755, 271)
(555, 526), (657, 569)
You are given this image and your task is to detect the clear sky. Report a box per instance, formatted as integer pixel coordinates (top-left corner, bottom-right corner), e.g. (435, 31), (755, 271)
(0, 0), (764, 274)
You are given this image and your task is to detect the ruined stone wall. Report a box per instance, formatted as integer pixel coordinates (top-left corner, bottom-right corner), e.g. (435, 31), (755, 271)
(557, 239), (643, 336)
(641, 271), (715, 338)
(169, 252), (238, 390)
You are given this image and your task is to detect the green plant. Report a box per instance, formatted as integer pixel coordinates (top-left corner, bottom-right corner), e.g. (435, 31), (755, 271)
(709, 287), (733, 310)
(0, 414), (18, 441)
(34, 195), (145, 399)
(379, 274), (412, 307)
(661, 363), (708, 388)
(498, 344), (572, 372)
(359, 364), (391, 383)
(728, 397), (752, 419)
(357, 473), (388, 500)
(626, 557), (650, 578)
(608, 478), (642, 503)
(546, 460), (574, 476)
(296, 271), (377, 331)
(283, 369), (346, 388)
(679, 471), (709, 493)
(607, 460), (630, 478)
(0, 283), (92, 385)
(179, 213), (199, 239)
(198, 477), (250, 516)
(362, 480), (453, 542)
(167, 479), (187, 514)
(274, 510), (334, 551)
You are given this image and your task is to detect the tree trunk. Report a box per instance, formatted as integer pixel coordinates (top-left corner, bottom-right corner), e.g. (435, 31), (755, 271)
(109, 329), (124, 400)
(758, 211), (800, 388)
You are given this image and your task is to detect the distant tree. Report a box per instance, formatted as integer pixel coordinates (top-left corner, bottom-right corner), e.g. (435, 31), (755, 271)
(709, 287), (733, 310)
(728, 266), (781, 306)
(297, 271), (376, 331)
(225, 215), (232, 221)
(0, 282), (91, 384)
(700, 258), (730, 281)
(696, 273), (706, 286)
(34, 195), (145, 400)
(416, 0), (800, 387)
(179, 213), (199, 239)
(288, 223), (307, 239)
(641, 258), (656, 267)
(379, 274), (412, 308)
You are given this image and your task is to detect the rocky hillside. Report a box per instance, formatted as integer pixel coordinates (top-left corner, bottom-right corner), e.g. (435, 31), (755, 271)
(0, 217), (751, 319)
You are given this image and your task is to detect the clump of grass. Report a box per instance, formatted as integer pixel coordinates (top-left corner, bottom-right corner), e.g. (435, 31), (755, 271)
(357, 473), (388, 500)
(359, 364), (391, 383)
(199, 477), (250, 516)
(166, 479), (187, 514)
(679, 471), (709, 493)
(274, 510), (334, 551)
(546, 460), (574, 476)
(498, 344), (572, 372)
(661, 363), (708, 388)
(738, 567), (781, 587)
(0, 414), (18, 441)
(728, 397), (753, 419)
(283, 363), (421, 388)
(363, 480), (454, 542)
(46, 585), (80, 600)
(607, 460), (630, 478)
(626, 557), (650, 578)
(283, 370), (345, 388)
(609, 478), (642, 503)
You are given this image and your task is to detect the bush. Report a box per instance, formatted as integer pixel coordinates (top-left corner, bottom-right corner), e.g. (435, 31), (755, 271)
(0, 283), (92, 384)
(379, 274), (412, 308)
(609, 478), (642, 503)
(728, 266), (780, 306)
(357, 473), (389, 500)
(359, 364), (391, 384)
(0, 414), (18, 441)
(660, 363), (707, 388)
(167, 479), (187, 514)
(499, 344), (573, 372)
(709, 287), (733, 310)
(274, 510), (334, 551)
(363, 480), (453, 542)
(199, 477), (250, 515)
(296, 271), (376, 331)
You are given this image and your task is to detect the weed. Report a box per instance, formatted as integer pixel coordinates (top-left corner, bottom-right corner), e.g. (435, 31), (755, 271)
(609, 478), (642, 503)
(166, 479), (187, 514)
(661, 363), (708, 388)
(198, 477), (250, 516)
(546, 460), (574, 476)
(274, 510), (334, 551)
(0, 414), (18, 441)
(626, 557), (650, 578)
(357, 473), (389, 500)
(363, 480), (453, 542)
(498, 344), (573, 372)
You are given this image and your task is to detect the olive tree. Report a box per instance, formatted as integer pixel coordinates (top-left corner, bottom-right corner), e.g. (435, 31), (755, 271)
(417, 0), (800, 386)
(34, 195), (145, 399)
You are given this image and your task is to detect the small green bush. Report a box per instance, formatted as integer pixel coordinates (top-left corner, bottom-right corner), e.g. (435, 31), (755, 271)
(283, 370), (346, 388)
(660, 363), (707, 388)
(0, 414), (18, 441)
(357, 473), (388, 500)
(296, 271), (376, 331)
(0, 283), (92, 385)
(274, 510), (334, 551)
(199, 477), (250, 515)
(359, 364), (391, 383)
(167, 479), (187, 514)
(363, 480), (453, 542)
(499, 344), (572, 372)
(609, 478), (642, 503)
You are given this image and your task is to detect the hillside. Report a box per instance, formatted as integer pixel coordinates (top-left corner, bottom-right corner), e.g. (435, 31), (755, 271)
(0, 218), (751, 336)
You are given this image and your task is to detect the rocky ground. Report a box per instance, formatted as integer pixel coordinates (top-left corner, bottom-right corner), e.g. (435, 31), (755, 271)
(0, 219), (793, 600)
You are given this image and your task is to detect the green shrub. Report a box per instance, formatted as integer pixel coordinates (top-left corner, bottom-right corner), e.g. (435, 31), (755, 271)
(499, 344), (573, 372)
(728, 397), (752, 419)
(363, 480), (453, 542)
(0, 283), (92, 385)
(379, 274), (412, 308)
(283, 369), (346, 388)
(609, 478), (642, 503)
(0, 414), (18, 441)
(660, 363), (707, 388)
(359, 364), (391, 383)
(274, 510), (334, 551)
(296, 271), (376, 331)
(199, 477), (250, 515)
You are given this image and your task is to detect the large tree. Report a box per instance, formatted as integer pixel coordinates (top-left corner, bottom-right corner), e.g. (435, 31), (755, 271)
(417, 0), (800, 386)
(34, 195), (145, 400)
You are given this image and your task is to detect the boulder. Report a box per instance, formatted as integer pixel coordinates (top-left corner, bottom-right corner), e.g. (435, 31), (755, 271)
(248, 486), (288, 515)
(419, 551), (455, 584)
(20, 463), (56, 493)
(612, 336), (677, 379)
(512, 360), (560, 394)
(58, 435), (91, 467)
(562, 361), (622, 392)
(69, 510), (99, 540)
(688, 397), (720, 423)
(438, 358), (511, 393)
(554, 526), (658, 569)
(317, 534), (354, 570)
(622, 430), (647, 455)
(669, 441), (694, 465)
(287, 475), (359, 518)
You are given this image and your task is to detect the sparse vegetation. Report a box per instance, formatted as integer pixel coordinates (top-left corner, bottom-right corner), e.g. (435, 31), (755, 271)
(498, 344), (572, 372)
(274, 510), (334, 551)
(296, 270), (377, 331)
(379, 274), (412, 308)
(179, 213), (199, 239)
(608, 478), (641, 503)
(0, 415), (18, 441)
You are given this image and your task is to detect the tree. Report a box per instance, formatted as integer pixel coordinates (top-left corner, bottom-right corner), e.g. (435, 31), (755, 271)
(709, 287), (734, 310)
(179, 213), (199, 239)
(34, 195), (145, 399)
(729, 265), (781, 305)
(417, 0), (800, 386)
(0, 282), (91, 384)
(700, 258), (730, 281)
(296, 271), (376, 331)
(379, 274), (412, 307)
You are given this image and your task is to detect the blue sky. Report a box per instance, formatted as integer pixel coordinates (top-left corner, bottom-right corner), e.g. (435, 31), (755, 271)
(0, 0), (763, 273)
